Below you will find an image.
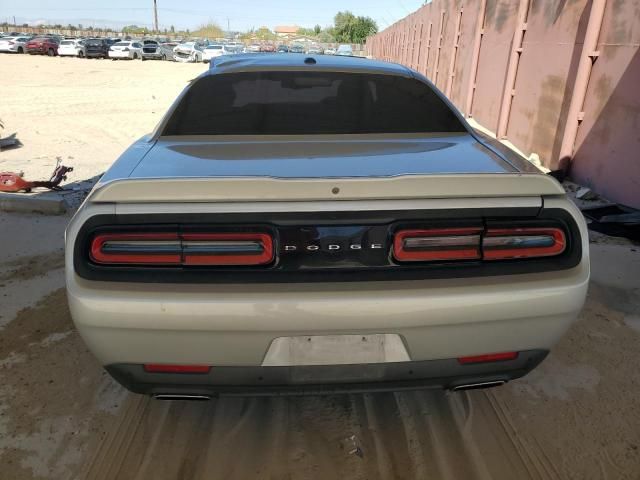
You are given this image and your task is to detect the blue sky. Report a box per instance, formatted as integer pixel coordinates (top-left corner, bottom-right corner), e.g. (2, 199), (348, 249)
(1, 0), (425, 32)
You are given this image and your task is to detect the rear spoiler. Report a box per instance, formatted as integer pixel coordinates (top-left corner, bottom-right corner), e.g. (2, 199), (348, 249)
(89, 173), (564, 204)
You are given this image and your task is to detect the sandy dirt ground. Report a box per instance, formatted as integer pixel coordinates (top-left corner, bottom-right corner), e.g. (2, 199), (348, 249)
(1, 53), (640, 479)
(0, 54), (205, 181)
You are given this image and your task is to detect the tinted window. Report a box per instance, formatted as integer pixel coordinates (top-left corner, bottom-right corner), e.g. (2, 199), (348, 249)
(114, 42), (130, 46)
(162, 71), (466, 135)
(132, 43), (141, 48)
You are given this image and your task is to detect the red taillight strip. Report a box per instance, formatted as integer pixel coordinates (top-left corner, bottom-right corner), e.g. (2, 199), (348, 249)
(393, 228), (482, 262)
(143, 364), (211, 374)
(90, 233), (181, 264)
(182, 233), (274, 266)
(394, 226), (567, 262)
(90, 232), (274, 266)
(483, 227), (566, 260)
(457, 351), (519, 365)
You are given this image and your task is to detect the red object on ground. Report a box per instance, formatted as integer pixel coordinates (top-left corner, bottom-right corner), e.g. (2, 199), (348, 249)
(0, 164), (73, 193)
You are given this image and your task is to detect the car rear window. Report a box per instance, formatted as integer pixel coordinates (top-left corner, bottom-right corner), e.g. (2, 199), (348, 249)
(114, 42), (130, 46)
(162, 71), (466, 135)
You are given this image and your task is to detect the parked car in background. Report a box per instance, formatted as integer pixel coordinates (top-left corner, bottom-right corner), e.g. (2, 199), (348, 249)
(307, 44), (323, 55)
(247, 43), (261, 53)
(276, 44), (289, 53)
(228, 42), (244, 52)
(26, 36), (59, 56)
(84, 38), (109, 58)
(324, 47), (336, 55)
(141, 40), (172, 61)
(0, 36), (31, 54)
(161, 42), (178, 59)
(260, 44), (276, 53)
(66, 54), (589, 398)
(336, 44), (353, 56)
(173, 42), (204, 63)
(289, 43), (304, 53)
(58, 39), (86, 58)
(202, 44), (232, 63)
(109, 41), (143, 60)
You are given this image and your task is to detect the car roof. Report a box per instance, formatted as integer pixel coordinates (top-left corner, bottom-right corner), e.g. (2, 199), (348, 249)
(206, 53), (411, 78)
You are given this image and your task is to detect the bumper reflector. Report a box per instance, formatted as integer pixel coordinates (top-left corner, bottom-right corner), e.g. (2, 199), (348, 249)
(143, 364), (211, 374)
(457, 351), (519, 365)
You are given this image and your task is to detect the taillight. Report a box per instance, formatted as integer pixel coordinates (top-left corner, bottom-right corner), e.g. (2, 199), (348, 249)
(393, 226), (567, 262)
(457, 351), (518, 365)
(393, 228), (482, 262)
(181, 233), (273, 266)
(90, 231), (274, 266)
(143, 364), (210, 374)
(483, 227), (566, 260)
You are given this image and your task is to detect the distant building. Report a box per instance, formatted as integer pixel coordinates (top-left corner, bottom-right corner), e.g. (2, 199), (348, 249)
(275, 26), (300, 38)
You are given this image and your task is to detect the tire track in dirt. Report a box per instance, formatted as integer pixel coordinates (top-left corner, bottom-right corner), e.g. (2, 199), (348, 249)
(83, 388), (556, 480)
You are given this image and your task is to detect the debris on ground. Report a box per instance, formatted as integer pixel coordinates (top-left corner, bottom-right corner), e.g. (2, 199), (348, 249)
(582, 204), (640, 241)
(576, 187), (599, 201)
(0, 132), (22, 150)
(0, 160), (73, 193)
(341, 435), (364, 458)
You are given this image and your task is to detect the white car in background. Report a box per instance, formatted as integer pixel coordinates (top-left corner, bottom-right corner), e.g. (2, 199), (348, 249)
(0, 36), (30, 54)
(108, 41), (143, 60)
(58, 39), (86, 58)
(202, 44), (231, 63)
(336, 44), (354, 56)
(173, 42), (204, 62)
(324, 47), (336, 55)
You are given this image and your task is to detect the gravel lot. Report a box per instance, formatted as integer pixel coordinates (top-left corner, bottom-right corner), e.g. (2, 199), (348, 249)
(1, 53), (639, 479)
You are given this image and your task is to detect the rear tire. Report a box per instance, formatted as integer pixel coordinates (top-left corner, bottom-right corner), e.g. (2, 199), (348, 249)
(161, 53), (167, 61)
(47, 48), (55, 57)
(78, 51), (84, 58)
(133, 53), (138, 60)
(17, 47), (24, 54)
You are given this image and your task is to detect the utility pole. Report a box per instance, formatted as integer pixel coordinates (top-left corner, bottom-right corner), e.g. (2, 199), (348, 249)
(153, 0), (159, 33)
(227, 18), (230, 32)
(13, 15), (16, 26)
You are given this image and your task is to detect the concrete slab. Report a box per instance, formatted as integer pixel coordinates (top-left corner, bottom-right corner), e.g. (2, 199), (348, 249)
(0, 191), (67, 215)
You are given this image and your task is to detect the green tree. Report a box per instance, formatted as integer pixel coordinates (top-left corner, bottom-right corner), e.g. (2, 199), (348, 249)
(192, 22), (223, 39)
(170, 25), (175, 33)
(314, 24), (321, 35)
(255, 27), (275, 40)
(333, 11), (377, 43)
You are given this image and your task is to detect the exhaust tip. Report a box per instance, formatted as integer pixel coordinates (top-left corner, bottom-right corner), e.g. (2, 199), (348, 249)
(451, 380), (506, 391)
(153, 394), (211, 401)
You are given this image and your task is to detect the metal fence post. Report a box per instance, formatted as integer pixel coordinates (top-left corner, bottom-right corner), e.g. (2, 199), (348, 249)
(496, 0), (531, 139)
(465, 0), (487, 117)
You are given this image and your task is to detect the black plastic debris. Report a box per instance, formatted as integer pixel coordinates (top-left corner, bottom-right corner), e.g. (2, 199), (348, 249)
(582, 204), (640, 241)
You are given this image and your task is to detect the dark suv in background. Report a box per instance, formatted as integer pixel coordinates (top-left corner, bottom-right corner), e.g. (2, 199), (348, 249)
(26, 36), (59, 56)
(84, 38), (109, 58)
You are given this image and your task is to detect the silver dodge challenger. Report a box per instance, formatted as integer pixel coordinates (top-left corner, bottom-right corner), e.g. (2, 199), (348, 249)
(65, 54), (589, 399)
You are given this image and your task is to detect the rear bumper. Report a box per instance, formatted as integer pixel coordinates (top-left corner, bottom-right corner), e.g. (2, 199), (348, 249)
(108, 51), (132, 59)
(142, 52), (163, 59)
(68, 258), (588, 366)
(106, 349), (548, 396)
